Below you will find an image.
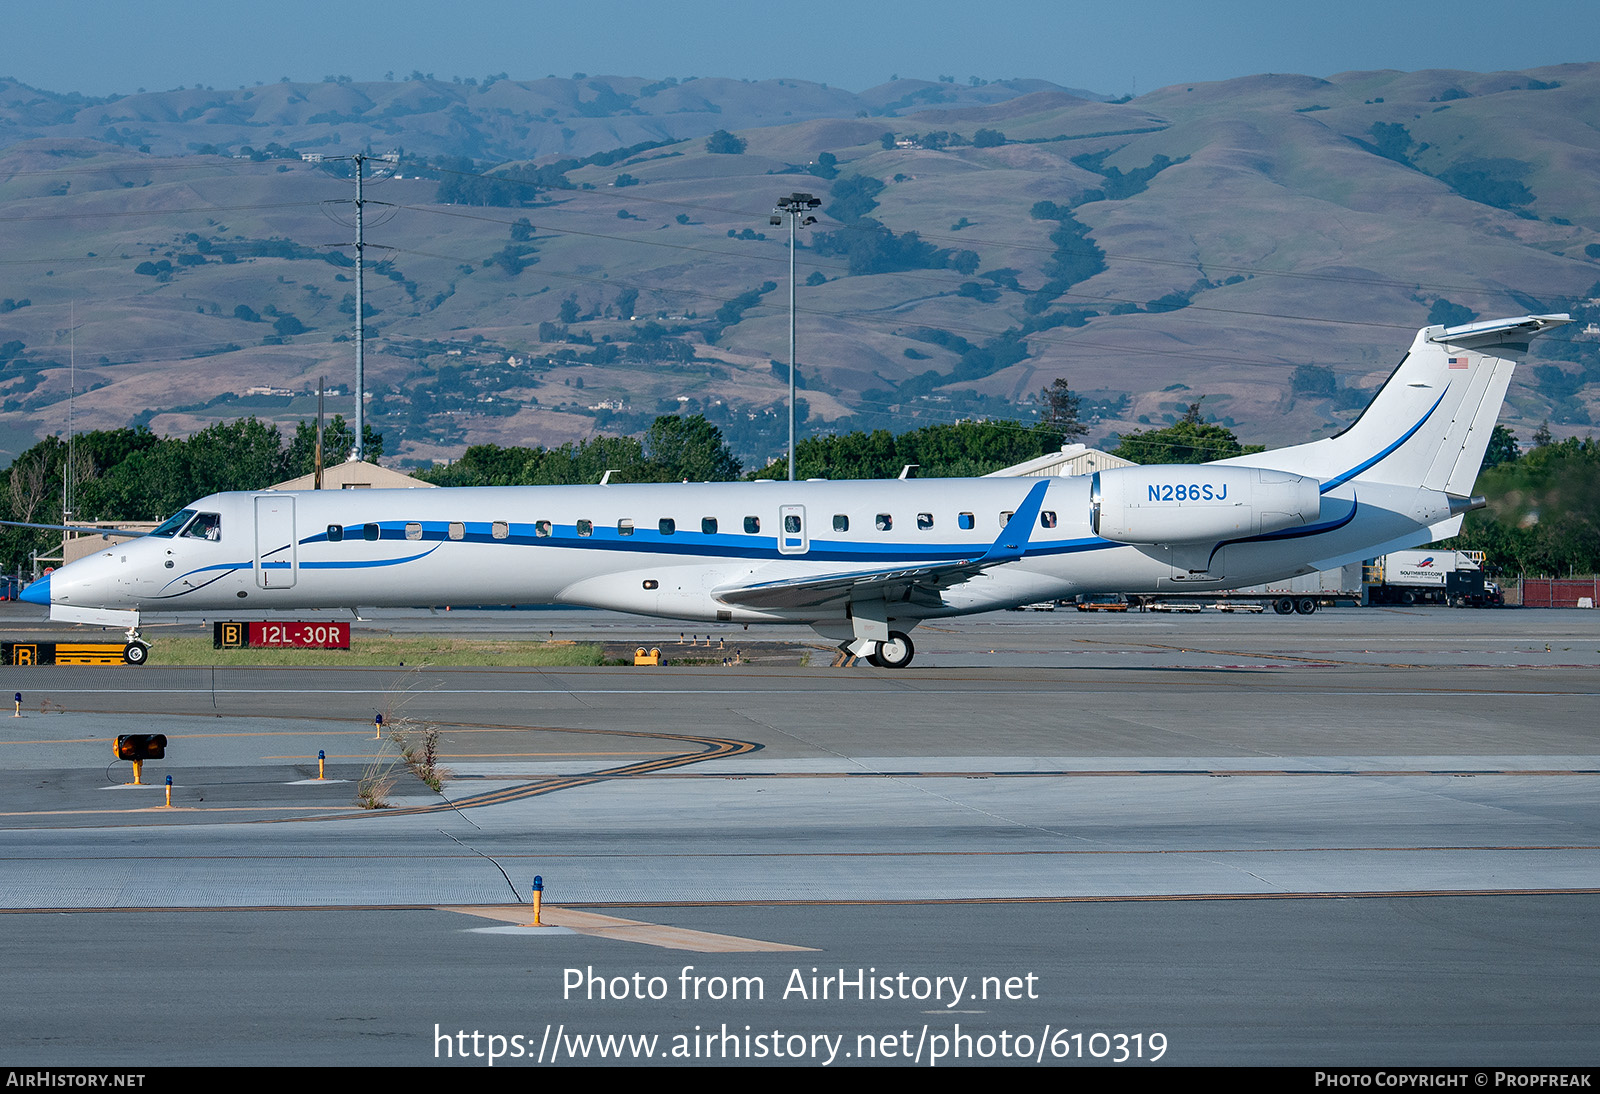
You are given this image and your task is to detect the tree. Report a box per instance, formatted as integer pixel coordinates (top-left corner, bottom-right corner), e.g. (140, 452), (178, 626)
(750, 420), (1064, 481)
(81, 419), (289, 519)
(971, 128), (1006, 148)
(1447, 437), (1600, 574)
(1482, 424), (1520, 469)
(1428, 299), (1478, 327)
(1038, 379), (1088, 439)
(1291, 364), (1336, 397)
(810, 219), (951, 277)
(284, 415), (384, 476)
(705, 129), (746, 155)
(1111, 404), (1262, 464)
(643, 415), (741, 481)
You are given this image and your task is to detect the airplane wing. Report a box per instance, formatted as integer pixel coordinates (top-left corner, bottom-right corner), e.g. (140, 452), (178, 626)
(712, 480), (1051, 612)
(0, 520), (147, 538)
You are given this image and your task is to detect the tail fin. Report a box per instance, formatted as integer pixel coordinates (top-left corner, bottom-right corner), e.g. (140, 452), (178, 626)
(1222, 314), (1570, 494)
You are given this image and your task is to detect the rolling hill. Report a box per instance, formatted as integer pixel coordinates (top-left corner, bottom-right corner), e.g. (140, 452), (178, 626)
(1, 65), (1597, 475)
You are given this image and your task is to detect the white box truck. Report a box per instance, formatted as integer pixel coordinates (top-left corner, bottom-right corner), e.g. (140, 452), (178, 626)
(1363, 550), (1501, 607)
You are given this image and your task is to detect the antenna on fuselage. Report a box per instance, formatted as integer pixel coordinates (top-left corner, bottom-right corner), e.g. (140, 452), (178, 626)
(599, 469), (619, 486)
(898, 464), (918, 480)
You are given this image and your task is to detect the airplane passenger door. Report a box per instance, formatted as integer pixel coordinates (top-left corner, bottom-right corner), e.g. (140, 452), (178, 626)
(778, 505), (808, 555)
(254, 495), (297, 589)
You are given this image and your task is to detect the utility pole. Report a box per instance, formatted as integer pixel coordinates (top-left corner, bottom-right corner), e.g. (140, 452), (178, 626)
(321, 151), (397, 462)
(352, 152), (366, 462)
(315, 376), (325, 490)
(770, 193), (820, 481)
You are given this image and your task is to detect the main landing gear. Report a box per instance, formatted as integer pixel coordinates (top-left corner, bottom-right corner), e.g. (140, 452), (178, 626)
(864, 631), (915, 669)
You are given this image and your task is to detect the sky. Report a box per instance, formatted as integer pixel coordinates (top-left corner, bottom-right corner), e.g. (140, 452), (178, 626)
(5, 0), (1599, 99)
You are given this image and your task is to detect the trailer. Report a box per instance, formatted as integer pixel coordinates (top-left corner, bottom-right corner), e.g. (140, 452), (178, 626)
(1208, 562), (1365, 615)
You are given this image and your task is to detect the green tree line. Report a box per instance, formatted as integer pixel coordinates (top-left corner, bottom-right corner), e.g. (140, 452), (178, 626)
(1443, 434), (1600, 576)
(1, 417), (379, 572)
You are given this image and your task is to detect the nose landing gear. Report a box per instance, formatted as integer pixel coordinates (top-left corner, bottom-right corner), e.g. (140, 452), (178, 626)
(122, 624), (149, 666)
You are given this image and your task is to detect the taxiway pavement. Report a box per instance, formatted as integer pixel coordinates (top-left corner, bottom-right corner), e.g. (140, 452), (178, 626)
(1, 605), (1595, 1065)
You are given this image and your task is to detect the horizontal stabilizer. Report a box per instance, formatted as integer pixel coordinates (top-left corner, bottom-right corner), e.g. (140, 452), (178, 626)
(1219, 314), (1569, 492)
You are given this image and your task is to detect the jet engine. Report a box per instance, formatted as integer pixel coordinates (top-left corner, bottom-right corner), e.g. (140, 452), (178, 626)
(1090, 466), (1321, 544)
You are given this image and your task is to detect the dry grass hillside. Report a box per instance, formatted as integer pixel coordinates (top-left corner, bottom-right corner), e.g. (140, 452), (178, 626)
(1, 65), (1597, 469)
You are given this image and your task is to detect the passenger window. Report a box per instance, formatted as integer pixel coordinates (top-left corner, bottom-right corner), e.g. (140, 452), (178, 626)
(448, 522), (464, 541)
(576, 520), (592, 537)
(405, 522), (422, 541)
(917, 512), (933, 530)
(183, 512), (222, 541)
(1040, 511), (1057, 529)
(535, 520), (551, 537)
(744, 516), (760, 534)
(702, 517), (717, 535)
(618, 519), (634, 536)
(784, 514), (802, 534)
(958, 512), (974, 530)
(876, 513), (892, 531)
(363, 523), (380, 541)
(327, 524), (344, 543)
(833, 514), (849, 532)
(659, 518), (676, 535)
(492, 521), (509, 540)
(999, 511), (1013, 527)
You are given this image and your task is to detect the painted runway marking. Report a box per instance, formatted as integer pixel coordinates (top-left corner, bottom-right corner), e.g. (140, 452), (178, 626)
(441, 905), (815, 952)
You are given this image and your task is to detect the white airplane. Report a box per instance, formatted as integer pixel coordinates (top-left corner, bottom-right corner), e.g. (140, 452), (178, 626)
(17, 313), (1567, 668)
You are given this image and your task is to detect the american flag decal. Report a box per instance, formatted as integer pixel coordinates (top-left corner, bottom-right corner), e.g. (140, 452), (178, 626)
(1448, 356), (1469, 369)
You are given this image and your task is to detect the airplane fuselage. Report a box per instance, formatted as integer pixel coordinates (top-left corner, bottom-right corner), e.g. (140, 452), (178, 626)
(42, 474), (1445, 624)
(22, 313), (1570, 668)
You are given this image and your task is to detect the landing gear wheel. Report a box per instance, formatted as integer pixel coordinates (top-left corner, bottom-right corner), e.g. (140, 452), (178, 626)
(864, 649), (884, 668)
(876, 631), (915, 669)
(1294, 597), (1318, 615)
(122, 641), (150, 666)
(1273, 598), (1295, 615)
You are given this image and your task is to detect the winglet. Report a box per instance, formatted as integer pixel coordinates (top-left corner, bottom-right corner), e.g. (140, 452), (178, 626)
(980, 481), (1050, 565)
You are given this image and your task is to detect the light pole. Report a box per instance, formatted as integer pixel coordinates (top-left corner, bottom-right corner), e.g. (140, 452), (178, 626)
(771, 192), (819, 480)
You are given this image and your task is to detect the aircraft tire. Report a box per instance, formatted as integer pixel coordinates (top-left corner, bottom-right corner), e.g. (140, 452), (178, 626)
(122, 641), (150, 666)
(1273, 598), (1295, 615)
(876, 632), (915, 669)
(1295, 598), (1318, 615)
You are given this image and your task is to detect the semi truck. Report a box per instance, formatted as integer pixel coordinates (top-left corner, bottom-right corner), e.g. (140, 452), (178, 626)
(1197, 551), (1499, 613)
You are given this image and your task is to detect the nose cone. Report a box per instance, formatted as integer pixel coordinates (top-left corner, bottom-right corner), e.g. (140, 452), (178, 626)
(19, 573), (50, 606)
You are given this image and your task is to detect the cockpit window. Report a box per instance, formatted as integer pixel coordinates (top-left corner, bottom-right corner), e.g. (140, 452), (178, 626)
(183, 512), (222, 541)
(151, 509), (197, 538)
